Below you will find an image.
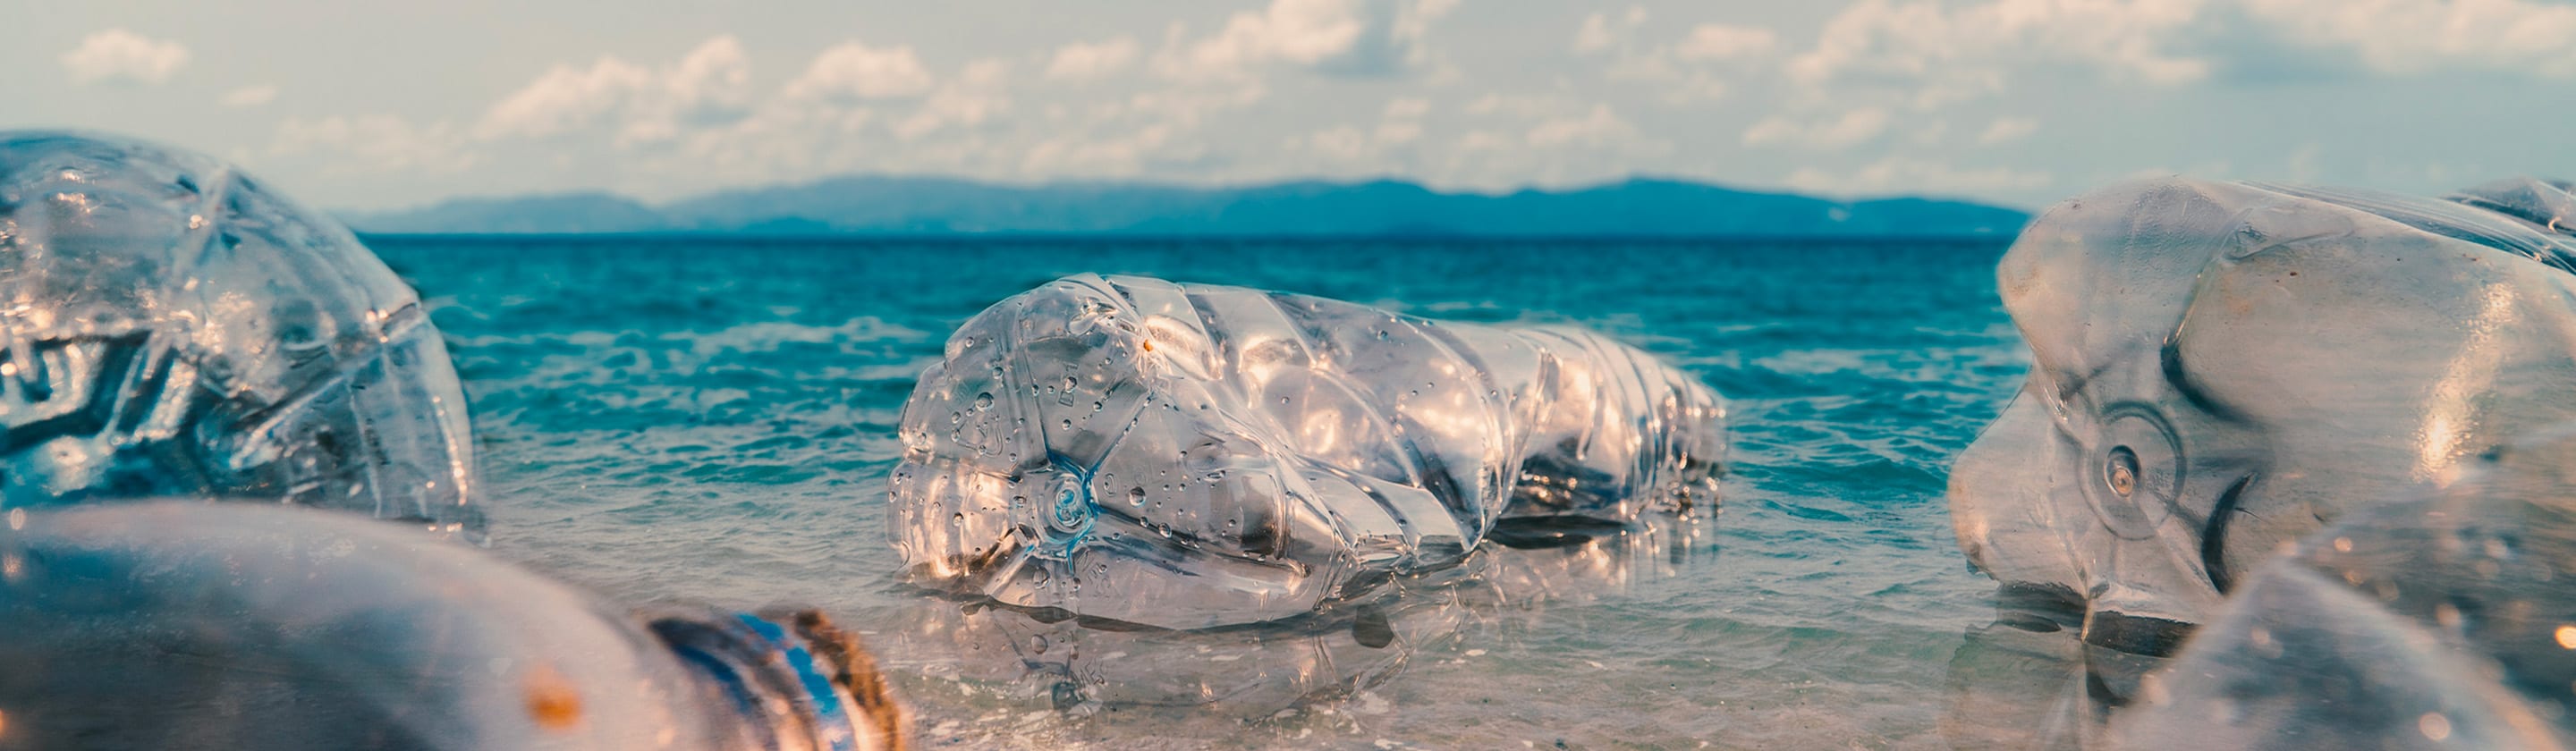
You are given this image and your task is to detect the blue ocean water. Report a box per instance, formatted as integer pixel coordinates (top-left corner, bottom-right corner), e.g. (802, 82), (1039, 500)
(372, 236), (2033, 749)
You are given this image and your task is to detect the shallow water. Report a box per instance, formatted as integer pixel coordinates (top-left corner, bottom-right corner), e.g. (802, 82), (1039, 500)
(374, 236), (2032, 749)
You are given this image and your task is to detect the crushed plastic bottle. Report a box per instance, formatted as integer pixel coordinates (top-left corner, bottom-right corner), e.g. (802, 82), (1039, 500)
(0, 132), (479, 539)
(2111, 425), (2576, 750)
(0, 502), (908, 751)
(888, 274), (1725, 629)
(1948, 176), (2576, 665)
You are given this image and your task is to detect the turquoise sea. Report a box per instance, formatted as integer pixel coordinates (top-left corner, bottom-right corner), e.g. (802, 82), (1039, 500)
(372, 236), (2036, 749)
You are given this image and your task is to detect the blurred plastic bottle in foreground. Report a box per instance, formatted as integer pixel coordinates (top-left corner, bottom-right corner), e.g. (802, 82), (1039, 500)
(888, 274), (1726, 629)
(1947, 176), (2576, 675)
(2113, 426), (2576, 750)
(0, 502), (908, 751)
(0, 132), (479, 539)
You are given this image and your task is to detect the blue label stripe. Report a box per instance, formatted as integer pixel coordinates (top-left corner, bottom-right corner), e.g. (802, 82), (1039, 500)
(735, 612), (858, 751)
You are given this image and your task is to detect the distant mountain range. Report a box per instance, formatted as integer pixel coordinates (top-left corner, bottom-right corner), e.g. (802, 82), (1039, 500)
(342, 177), (2031, 236)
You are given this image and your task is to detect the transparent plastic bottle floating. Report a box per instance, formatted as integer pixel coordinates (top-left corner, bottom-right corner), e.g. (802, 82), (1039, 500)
(0, 502), (908, 751)
(888, 274), (1727, 629)
(0, 131), (479, 539)
(1948, 176), (2576, 664)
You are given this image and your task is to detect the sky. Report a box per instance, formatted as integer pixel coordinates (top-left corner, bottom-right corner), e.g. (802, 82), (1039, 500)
(9, 0), (2575, 211)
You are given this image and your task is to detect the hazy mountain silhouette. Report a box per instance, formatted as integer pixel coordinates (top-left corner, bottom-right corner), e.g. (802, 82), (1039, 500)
(345, 176), (2030, 235)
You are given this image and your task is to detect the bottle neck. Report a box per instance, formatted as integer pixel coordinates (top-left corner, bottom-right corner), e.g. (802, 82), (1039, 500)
(646, 608), (906, 751)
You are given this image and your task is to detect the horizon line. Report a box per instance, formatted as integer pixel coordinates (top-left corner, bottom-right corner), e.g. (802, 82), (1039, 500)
(357, 229), (2023, 242)
(347, 172), (2041, 215)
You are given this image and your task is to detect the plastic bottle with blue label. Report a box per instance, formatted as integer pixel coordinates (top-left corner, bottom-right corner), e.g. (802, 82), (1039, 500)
(0, 502), (906, 751)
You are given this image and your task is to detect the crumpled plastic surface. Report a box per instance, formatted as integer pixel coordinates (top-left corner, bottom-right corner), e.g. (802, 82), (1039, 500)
(1949, 176), (2576, 658)
(0, 132), (479, 539)
(2112, 425), (2576, 750)
(888, 274), (1725, 629)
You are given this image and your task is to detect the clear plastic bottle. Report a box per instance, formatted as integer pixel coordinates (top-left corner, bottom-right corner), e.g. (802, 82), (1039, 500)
(0, 132), (479, 539)
(2112, 426), (2576, 750)
(888, 274), (1726, 629)
(1950, 176), (2576, 680)
(0, 502), (907, 751)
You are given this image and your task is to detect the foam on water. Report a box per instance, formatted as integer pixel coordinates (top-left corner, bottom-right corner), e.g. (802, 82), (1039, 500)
(380, 237), (2024, 748)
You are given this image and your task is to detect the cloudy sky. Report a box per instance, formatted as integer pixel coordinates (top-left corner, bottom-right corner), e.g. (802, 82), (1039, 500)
(11, 0), (2573, 211)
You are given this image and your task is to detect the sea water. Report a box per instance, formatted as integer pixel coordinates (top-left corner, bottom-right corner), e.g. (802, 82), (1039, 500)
(374, 236), (2026, 749)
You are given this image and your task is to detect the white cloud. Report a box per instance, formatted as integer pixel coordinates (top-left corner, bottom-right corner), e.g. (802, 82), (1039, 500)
(1465, 92), (1580, 118)
(1167, 0), (1460, 79)
(1008, 80), (1263, 180)
(1453, 130), (1515, 154)
(894, 59), (1013, 140)
(1785, 0), (2207, 105)
(1977, 116), (2038, 145)
(1437, 100), (1671, 190)
(1021, 122), (1182, 178)
(1742, 108), (1893, 149)
(785, 41), (936, 102)
(1019, 83), (1259, 179)
(1572, 9), (1772, 103)
(271, 115), (473, 174)
(1377, 97), (1430, 143)
(1784, 156), (2052, 196)
(2241, 0), (2576, 78)
(478, 36), (753, 144)
(1572, 6), (1648, 54)
(1295, 96), (1433, 164)
(1776, 0), (2576, 114)
(1045, 38), (1140, 81)
(1303, 126), (1373, 161)
(61, 30), (189, 85)
(1526, 104), (1636, 148)
(219, 84), (279, 108)
(1124, 83), (1272, 130)
(1459, 96), (1653, 152)
(1674, 24), (1779, 62)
